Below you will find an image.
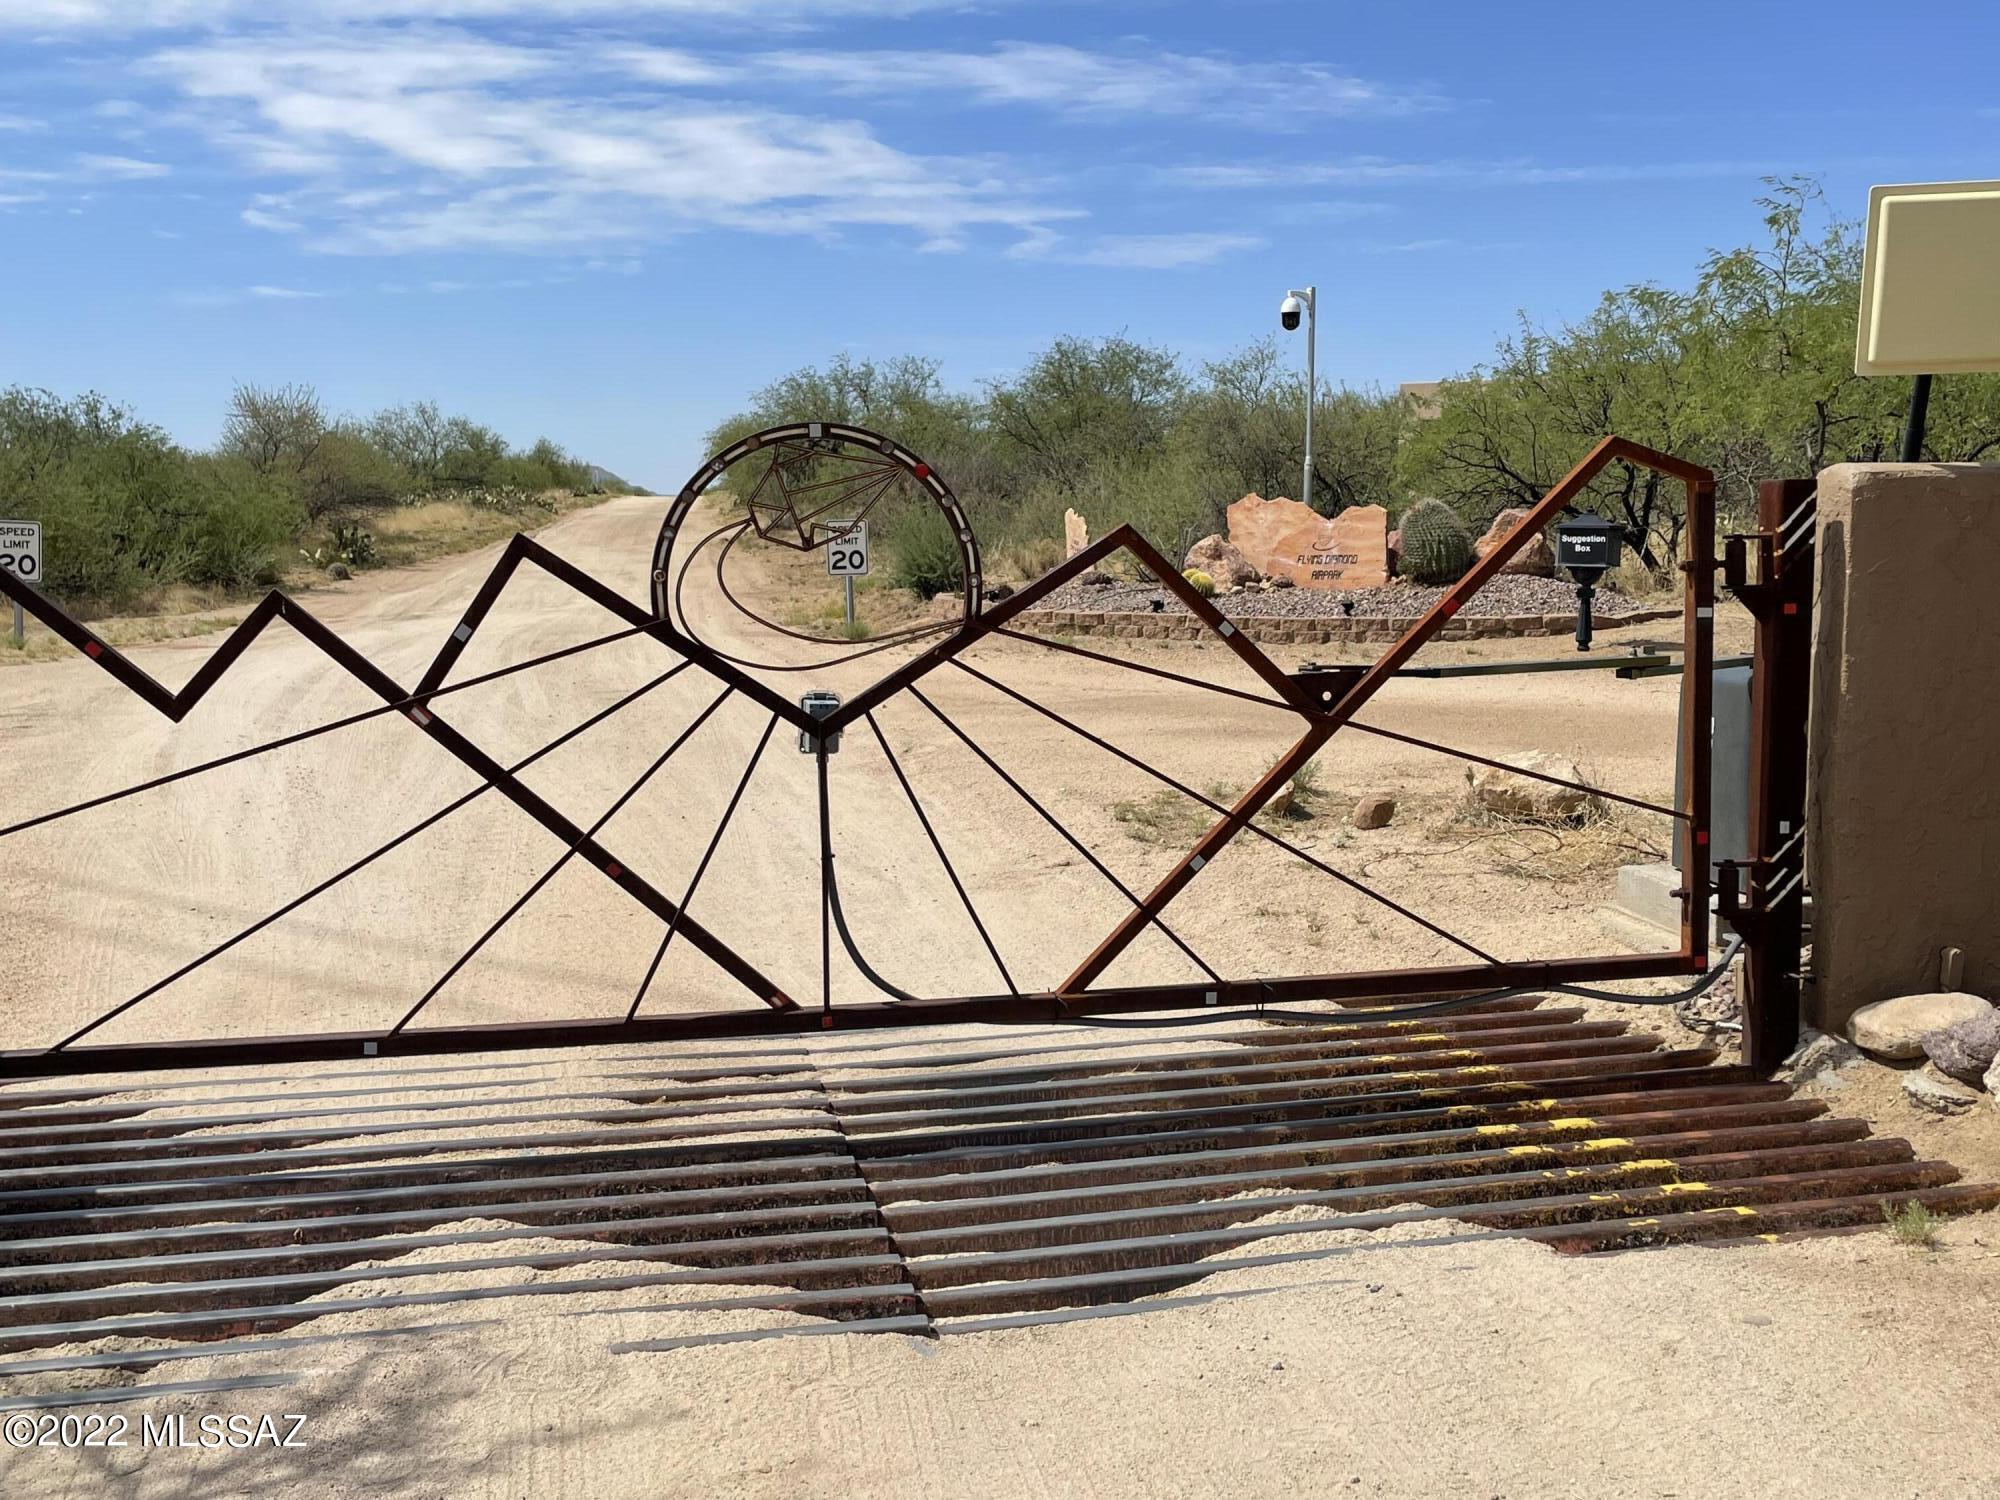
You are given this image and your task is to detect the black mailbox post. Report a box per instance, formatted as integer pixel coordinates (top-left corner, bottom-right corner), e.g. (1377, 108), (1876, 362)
(1554, 515), (1623, 651)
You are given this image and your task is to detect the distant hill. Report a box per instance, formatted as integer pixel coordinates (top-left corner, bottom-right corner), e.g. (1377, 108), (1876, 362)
(589, 464), (649, 495)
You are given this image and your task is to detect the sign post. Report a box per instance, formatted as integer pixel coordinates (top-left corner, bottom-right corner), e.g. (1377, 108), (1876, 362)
(821, 519), (869, 632)
(0, 520), (41, 649)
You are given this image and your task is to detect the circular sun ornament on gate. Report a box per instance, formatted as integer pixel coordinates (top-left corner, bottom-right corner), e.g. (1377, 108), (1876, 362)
(651, 422), (983, 670)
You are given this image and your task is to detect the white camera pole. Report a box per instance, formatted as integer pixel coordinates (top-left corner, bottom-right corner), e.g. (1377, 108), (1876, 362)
(1284, 286), (1317, 504)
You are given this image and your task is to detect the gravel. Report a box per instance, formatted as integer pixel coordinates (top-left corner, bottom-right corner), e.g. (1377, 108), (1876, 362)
(1030, 573), (1652, 620)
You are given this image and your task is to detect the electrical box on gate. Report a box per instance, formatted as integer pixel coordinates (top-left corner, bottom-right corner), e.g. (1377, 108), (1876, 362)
(1676, 664), (1753, 871)
(799, 690), (842, 755)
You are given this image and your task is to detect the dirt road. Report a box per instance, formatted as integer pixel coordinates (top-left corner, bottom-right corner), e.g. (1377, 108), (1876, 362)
(5, 499), (1998, 1500)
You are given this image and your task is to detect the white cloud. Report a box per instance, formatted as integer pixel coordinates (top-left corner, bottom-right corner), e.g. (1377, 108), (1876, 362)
(144, 28), (1072, 254)
(0, 0), (987, 27)
(0, 192), (47, 206)
(734, 43), (1442, 124)
(78, 151), (171, 177)
(170, 282), (328, 305)
(1167, 155), (1790, 190)
(1013, 230), (1263, 270)
(0, 114), (44, 132)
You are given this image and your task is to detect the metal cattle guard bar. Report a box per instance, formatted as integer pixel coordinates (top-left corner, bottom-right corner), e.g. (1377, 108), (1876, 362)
(0, 433), (1789, 1080)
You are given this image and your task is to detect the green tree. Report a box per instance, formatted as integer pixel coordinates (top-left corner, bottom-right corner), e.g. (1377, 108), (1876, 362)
(984, 335), (1186, 499)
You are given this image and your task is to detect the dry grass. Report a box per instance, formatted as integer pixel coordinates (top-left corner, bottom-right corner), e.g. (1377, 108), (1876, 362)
(1, 592), (249, 665)
(1110, 761), (1331, 846)
(994, 534), (1064, 583)
(353, 492), (609, 570)
(1883, 1200), (1940, 1250)
(1417, 761), (1669, 882)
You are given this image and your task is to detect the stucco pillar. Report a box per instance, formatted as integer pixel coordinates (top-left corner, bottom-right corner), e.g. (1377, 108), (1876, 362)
(1808, 462), (2000, 1030)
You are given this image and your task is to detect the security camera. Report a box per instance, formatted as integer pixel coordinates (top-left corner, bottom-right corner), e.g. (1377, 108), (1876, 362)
(1279, 295), (1303, 332)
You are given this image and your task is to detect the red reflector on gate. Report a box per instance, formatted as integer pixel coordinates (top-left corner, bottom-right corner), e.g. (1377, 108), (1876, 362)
(83, 641), (102, 659)
(605, 863), (622, 879)
(1695, 830), (1709, 845)
(913, 464), (930, 480)
(1782, 602), (1798, 615)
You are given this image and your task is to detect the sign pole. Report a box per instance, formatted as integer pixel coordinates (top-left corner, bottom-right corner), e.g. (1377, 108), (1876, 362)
(1900, 373), (1934, 461)
(1, 519), (42, 647)
(844, 576), (856, 631)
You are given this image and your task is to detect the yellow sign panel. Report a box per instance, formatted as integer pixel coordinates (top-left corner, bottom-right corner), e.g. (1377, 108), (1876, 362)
(1856, 179), (2000, 376)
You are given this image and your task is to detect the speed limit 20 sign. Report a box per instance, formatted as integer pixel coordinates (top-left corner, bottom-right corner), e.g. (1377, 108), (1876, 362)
(823, 520), (869, 578)
(0, 521), (40, 587)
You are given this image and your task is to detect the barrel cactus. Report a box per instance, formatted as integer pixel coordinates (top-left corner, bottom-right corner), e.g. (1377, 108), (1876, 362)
(1182, 567), (1216, 597)
(1396, 498), (1472, 585)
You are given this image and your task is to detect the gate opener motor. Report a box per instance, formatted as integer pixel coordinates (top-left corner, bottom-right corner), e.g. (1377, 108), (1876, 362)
(1555, 515), (1622, 651)
(799, 690), (842, 754)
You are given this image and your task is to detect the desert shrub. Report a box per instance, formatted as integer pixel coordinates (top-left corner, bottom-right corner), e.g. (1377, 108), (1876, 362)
(1397, 497), (1473, 584)
(0, 390), (301, 604)
(884, 503), (965, 598)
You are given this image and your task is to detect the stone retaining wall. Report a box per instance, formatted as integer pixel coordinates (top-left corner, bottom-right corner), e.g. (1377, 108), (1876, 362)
(1015, 605), (1681, 647)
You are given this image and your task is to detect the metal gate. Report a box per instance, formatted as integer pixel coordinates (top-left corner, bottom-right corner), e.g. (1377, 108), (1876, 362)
(0, 430), (1809, 1080)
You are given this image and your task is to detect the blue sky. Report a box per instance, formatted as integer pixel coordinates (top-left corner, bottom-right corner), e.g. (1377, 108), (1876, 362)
(1, 1), (1994, 491)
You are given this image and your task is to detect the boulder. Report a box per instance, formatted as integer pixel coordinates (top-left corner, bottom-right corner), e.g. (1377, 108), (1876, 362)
(1184, 534), (1260, 590)
(326, 561), (352, 580)
(1226, 495), (1391, 591)
(1063, 509), (1089, 558)
(927, 591), (964, 622)
(1904, 1063), (1981, 1116)
(1922, 1006), (2000, 1084)
(1986, 1054), (2000, 1106)
(1079, 568), (1113, 587)
(1779, 1029), (1864, 1089)
(982, 582), (1017, 604)
(1469, 752), (1602, 824)
(1846, 991), (1994, 1061)
(1352, 794), (1396, 830)
(1473, 507), (1556, 577)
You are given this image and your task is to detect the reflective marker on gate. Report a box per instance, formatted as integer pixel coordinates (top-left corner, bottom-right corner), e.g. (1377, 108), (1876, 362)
(83, 642), (102, 659)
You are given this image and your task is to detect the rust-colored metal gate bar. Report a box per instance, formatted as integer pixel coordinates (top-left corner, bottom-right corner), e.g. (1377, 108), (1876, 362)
(1725, 478), (1815, 1072)
(1057, 435), (1715, 997)
(0, 430), (1726, 1080)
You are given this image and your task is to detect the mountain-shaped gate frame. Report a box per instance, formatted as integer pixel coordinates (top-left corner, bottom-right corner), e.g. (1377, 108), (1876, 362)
(0, 431), (1751, 1080)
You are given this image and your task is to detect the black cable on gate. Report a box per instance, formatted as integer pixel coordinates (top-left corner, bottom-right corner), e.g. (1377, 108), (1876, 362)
(819, 741), (925, 1004)
(1035, 933), (1745, 1030)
